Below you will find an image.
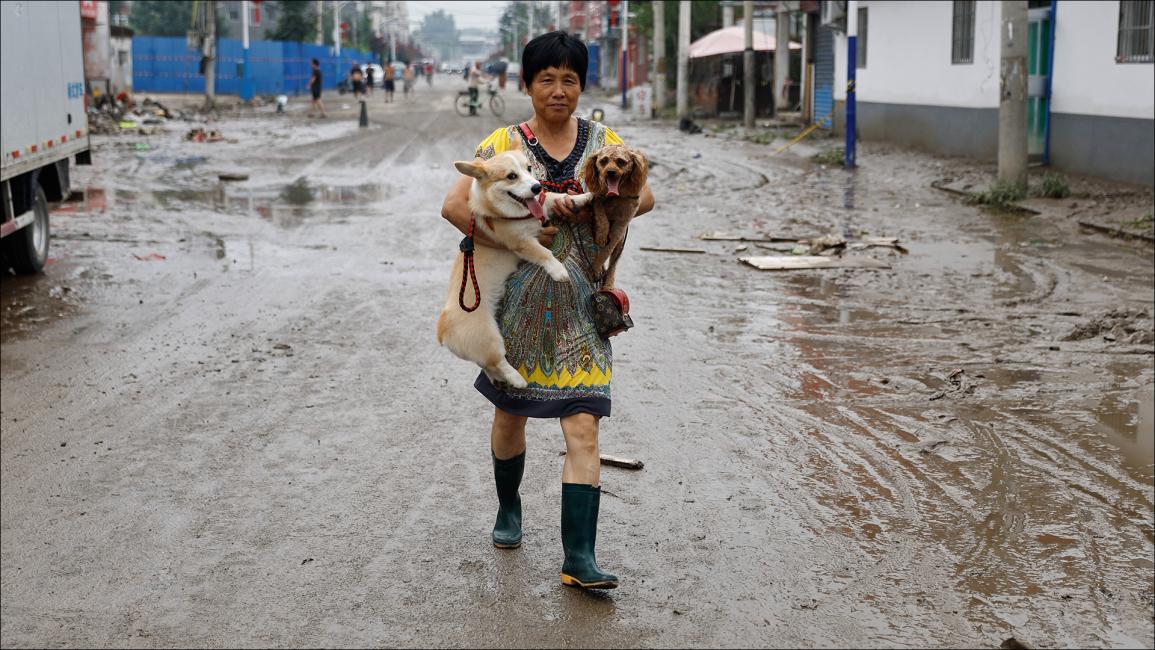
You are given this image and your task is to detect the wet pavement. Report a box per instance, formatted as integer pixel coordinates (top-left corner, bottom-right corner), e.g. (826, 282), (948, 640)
(1, 83), (1153, 648)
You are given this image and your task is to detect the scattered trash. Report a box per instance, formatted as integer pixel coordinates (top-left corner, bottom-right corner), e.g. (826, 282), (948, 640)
(1000, 638), (1031, 650)
(558, 451), (644, 470)
(1061, 307), (1154, 344)
(301, 558), (314, 565)
(218, 172), (249, 182)
(847, 237), (909, 254)
(276, 95), (289, 113)
(132, 252), (167, 262)
(739, 255), (891, 271)
(639, 246), (708, 254)
(132, 143), (150, 151)
(733, 244), (748, 252)
(272, 342), (292, 350)
(118, 120), (138, 129)
(678, 117), (703, 134)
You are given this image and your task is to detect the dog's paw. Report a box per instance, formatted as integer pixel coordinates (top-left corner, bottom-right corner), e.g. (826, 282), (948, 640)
(594, 231), (610, 247)
(547, 264), (571, 283)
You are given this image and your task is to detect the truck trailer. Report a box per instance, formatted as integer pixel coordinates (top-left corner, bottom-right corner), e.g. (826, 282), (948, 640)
(1, 0), (92, 274)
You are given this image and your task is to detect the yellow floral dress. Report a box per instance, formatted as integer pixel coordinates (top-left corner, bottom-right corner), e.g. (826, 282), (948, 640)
(472, 119), (625, 418)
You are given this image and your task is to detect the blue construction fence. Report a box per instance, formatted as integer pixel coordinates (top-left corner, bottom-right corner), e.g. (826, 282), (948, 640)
(133, 35), (373, 96)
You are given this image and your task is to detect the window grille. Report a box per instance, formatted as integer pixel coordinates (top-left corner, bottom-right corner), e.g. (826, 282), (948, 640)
(857, 8), (867, 68)
(952, 0), (976, 64)
(1117, 0), (1154, 63)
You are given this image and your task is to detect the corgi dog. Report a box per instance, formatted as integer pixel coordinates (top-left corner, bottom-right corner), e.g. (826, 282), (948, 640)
(437, 144), (592, 388)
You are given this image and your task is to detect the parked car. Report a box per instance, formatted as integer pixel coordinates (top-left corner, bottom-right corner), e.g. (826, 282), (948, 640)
(361, 63), (384, 87)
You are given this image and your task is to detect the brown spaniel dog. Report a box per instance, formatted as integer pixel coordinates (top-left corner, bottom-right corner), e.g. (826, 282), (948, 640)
(579, 144), (648, 290)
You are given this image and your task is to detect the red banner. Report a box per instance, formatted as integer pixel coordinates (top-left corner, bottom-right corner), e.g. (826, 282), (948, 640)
(79, 0), (97, 19)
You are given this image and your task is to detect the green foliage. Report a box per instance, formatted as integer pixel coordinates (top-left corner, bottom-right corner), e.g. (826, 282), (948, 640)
(1033, 171), (1071, 199)
(811, 148), (846, 166)
(632, 1), (725, 78)
(965, 180), (1028, 207)
(269, 0), (316, 44)
(129, 0), (225, 36)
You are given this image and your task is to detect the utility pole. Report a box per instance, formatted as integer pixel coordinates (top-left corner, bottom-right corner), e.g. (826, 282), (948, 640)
(315, 0), (323, 45)
(722, 1), (735, 28)
(528, 0), (535, 42)
(844, 0), (858, 168)
(998, 1), (1029, 186)
(621, 0), (629, 109)
(204, 0), (216, 111)
(775, 1), (790, 117)
(653, 0), (666, 112)
(676, 0), (690, 121)
(743, 0), (755, 128)
(241, 0), (253, 101)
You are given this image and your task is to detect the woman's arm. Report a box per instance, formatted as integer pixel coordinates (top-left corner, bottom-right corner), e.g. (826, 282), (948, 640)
(635, 184), (655, 217)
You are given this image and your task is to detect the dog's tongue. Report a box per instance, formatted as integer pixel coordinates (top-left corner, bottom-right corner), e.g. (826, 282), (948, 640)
(526, 195), (545, 220)
(606, 176), (621, 197)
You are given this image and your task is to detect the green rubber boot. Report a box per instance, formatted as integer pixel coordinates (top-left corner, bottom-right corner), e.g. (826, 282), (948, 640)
(492, 451), (524, 548)
(560, 483), (618, 589)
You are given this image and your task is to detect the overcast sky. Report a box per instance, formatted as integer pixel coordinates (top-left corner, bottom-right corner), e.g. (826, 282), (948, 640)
(407, 0), (507, 32)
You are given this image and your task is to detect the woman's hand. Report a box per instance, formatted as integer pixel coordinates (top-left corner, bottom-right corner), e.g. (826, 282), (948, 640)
(552, 193), (593, 222)
(537, 224), (559, 247)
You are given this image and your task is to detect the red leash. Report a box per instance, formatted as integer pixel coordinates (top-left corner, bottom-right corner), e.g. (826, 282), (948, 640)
(458, 213), (481, 312)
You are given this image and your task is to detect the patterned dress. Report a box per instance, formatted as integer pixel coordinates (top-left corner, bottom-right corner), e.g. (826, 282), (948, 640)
(472, 119), (625, 418)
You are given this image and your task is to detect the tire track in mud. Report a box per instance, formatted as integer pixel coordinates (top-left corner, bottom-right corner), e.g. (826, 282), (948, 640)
(610, 122), (1153, 646)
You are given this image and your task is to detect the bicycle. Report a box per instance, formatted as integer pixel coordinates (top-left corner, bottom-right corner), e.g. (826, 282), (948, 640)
(456, 81), (504, 118)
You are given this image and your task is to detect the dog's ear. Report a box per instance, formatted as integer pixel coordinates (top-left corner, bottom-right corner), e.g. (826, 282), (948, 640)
(581, 154), (602, 195)
(623, 149), (648, 194)
(454, 159), (487, 179)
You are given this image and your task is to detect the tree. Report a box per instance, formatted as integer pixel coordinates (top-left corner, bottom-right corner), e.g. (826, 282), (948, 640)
(130, 0), (204, 36)
(269, 0), (316, 43)
(416, 9), (458, 63)
(633, 1), (722, 78)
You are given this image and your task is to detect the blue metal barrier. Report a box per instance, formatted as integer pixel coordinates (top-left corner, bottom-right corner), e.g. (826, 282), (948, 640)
(132, 35), (371, 96)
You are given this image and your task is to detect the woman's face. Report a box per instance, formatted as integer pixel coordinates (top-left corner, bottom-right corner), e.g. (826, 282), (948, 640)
(526, 66), (582, 121)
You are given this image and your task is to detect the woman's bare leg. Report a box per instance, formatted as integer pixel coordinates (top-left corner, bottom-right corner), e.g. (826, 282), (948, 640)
(560, 413), (600, 485)
(491, 407), (527, 460)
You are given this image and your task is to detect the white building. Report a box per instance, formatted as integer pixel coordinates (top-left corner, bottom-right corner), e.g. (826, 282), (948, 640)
(367, 0), (409, 41)
(823, 0), (1154, 186)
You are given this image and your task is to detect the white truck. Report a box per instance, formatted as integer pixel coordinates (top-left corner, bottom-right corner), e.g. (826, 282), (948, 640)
(1, 0), (92, 274)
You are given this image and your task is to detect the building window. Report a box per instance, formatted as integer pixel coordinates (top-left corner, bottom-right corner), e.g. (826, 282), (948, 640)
(1117, 0), (1154, 62)
(856, 7), (867, 68)
(952, 0), (976, 64)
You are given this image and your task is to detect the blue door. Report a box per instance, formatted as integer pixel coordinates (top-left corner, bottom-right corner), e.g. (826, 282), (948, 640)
(586, 42), (601, 88)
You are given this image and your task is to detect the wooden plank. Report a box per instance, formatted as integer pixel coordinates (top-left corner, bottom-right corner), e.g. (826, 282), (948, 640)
(639, 246), (708, 254)
(558, 451), (644, 470)
(698, 231), (807, 243)
(739, 255), (891, 270)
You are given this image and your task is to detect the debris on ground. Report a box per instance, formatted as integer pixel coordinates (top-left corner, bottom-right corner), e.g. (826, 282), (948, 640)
(132, 253), (167, 262)
(218, 172), (250, 182)
(1078, 219), (1155, 243)
(1061, 308), (1154, 344)
(699, 231), (805, 243)
(739, 255), (891, 270)
(186, 128), (223, 143)
(558, 451), (644, 470)
(639, 246), (708, 254)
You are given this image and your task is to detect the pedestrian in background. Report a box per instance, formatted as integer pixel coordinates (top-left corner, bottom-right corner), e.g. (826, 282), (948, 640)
(350, 63), (365, 102)
(467, 60), (483, 115)
(441, 31), (655, 590)
(383, 61), (395, 103)
(307, 58), (326, 118)
(424, 61), (434, 87)
(365, 62), (374, 97)
(403, 63), (415, 99)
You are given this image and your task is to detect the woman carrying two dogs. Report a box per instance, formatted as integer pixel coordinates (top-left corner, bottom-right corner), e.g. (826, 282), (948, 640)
(441, 32), (655, 590)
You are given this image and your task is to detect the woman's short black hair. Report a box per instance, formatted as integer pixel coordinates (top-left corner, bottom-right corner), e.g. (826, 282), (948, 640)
(522, 31), (588, 90)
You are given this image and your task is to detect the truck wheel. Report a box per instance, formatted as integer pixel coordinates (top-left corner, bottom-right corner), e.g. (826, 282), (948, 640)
(4, 181), (50, 274)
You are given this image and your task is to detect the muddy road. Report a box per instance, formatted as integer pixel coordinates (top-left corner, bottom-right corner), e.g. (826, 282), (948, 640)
(2, 83), (1153, 648)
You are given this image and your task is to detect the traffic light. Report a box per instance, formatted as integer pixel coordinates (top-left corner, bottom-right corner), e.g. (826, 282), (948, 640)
(340, 22), (349, 45)
(607, 0), (620, 28)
